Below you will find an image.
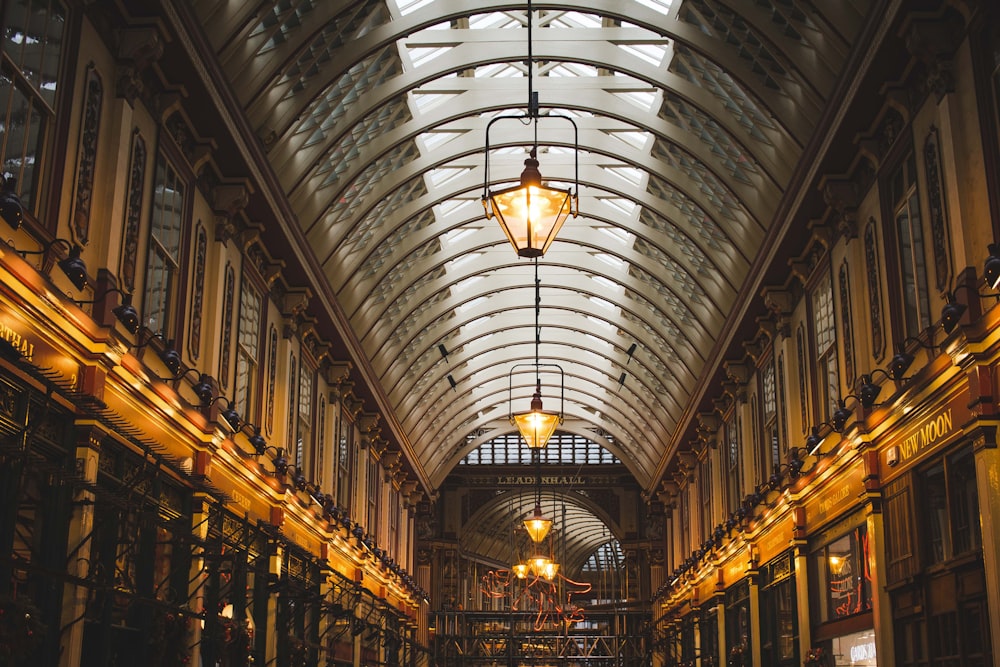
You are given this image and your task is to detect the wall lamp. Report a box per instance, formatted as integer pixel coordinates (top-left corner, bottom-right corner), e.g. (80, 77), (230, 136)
(1, 175), (23, 230)
(159, 346), (183, 376)
(73, 287), (140, 334)
(17, 238), (88, 290)
(805, 425), (828, 455)
(207, 396), (242, 432)
(855, 369), (893, 409)
(159, 367), (214, 408)
(130, 331), (183, 377)
(246, 427), (267, 455)
(983, 243), (1000, 290)
(269, 448), (289, 475)
(941, 281), (1000, 334)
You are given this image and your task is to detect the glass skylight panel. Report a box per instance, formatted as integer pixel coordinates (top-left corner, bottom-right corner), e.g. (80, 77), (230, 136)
(597, 226), (632, 245)
(670, 45), (775, 143)
(467, 12), (521, 30)
(606, 130), (649, 150)
(650, 140), (742, 221)
(549, 12), (603, 28)
(678, 0), (787, 91)
(633, 0), (674, 14)
(549, 63), (599, 78)
(328, 142), (418, 224)
(600, 197), (637, 216)
(660, 92), (757, 184)
(420, 128), (462, 148)
(447, 252), (481, 271)
(595, 253), (625, 270)
(408, 45), (453, 68)
(428, 166), (471, 188)
(590, 296), (616, 310)
(593, 275), (619, 291)
(439, 199), (475, 217)
(646, 175), (730, 252)
(638, 210), (716, 276)
(396, 0), (434, 15)
(614, 90), (657, 111)
(458, 296), (487, 312)
(618, 43), (667, 67)
(587, 316), (612, 331)
(444, 227), (476, 245)
(454, 276), (484, 292)
(603, 166), (643, 187)
(475, 62), (522, 78)
(293, 48), (400, 147)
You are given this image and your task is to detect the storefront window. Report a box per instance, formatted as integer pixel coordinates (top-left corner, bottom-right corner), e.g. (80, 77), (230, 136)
(700, 603), (720, 666)
(888, 443), (991, 666)
(811, 522), (872, 623)
(919, 446), (982, 565)
(760, 552), (797, 667)
(831, 629), (877, 666)
(725, 580), (751, 667)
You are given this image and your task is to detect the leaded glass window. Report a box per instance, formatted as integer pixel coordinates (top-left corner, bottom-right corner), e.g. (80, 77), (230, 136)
(234, 281), (262, 417)
(143, 153), (185, 334)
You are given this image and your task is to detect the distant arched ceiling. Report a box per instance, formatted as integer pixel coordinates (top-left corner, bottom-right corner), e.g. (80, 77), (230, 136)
(459, 487), (620, 577)
(192, 0), (871, 490)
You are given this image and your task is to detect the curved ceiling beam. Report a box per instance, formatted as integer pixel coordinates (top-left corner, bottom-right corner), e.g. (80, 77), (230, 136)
(391, 321), (686, 438)
(265, 38), (797, 192)
(239, 0), (823, 149)
(317, 156), (759, 311)
(368, 260), (701, 414)
(357, 242), (726, 368)
(367, 282), (708, 408)
(409, 344), (673, 455)
(459, 487), (621, 574)
(290, 88), (780, 239)
(409, 349), (672, 466)
(311, 165), (753, 314)
(342, 204), (742, 331)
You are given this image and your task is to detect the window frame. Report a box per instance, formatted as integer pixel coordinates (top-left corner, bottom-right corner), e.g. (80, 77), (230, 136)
(725, 410), (742, 514)
(142, 145), (192, 341)
(0, 0), (70, 223)
(233, 273), (264, 420)
(336, 407), (354, 510)
(880, 146), (933, 340)
(811, 268), (839, 423)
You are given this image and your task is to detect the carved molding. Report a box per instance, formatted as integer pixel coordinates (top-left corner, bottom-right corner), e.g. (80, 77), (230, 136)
(324, 362), (353, 386)
(903, 13), (963, 99)
(722, 361), (750, 384)
(115, 25), (164, 104)
(212, 182), (251, 244)
(821, 177), (860, 240)
(761, 287), (793, 338)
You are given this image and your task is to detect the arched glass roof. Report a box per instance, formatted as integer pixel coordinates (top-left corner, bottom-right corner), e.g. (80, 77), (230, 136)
(193, 0), (871, 492)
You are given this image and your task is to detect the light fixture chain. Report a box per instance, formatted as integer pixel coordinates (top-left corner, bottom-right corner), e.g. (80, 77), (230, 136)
(534, 257), (541, 382)
(527, 0), (535, 119)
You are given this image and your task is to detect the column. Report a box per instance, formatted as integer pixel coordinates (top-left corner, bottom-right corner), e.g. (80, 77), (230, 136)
(716, 591), (727, 666)
(267, 540), (284, 665)
(793, 544), (811, 659)
(792, 507), (811, 658)
(971, 423), (1000, 667)
(748, 567), (761, 667)
(862, 449), (894, 667)
(58, 423), (105, 667)
(188, 493), (211, 665)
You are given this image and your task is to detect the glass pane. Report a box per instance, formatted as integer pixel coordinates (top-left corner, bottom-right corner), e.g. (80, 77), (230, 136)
(920, 463), (949, 564)
(143, 249), (170, 332)
(949, 447), (981, 555)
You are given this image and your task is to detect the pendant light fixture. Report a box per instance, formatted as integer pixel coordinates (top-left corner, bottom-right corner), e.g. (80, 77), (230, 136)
(509, 259), (563, 450)
(482, 0), (579, 258)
